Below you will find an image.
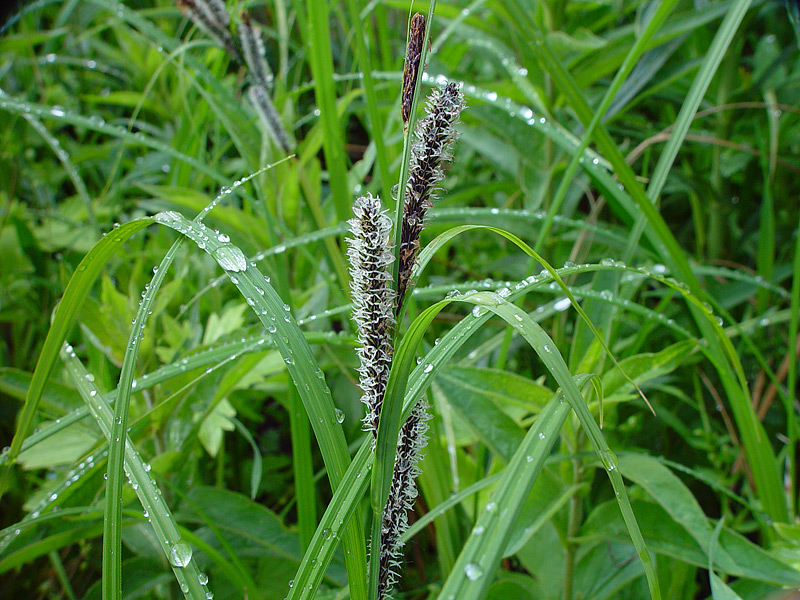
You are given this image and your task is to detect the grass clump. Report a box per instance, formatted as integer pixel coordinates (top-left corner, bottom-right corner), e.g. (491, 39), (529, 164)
(1, 1), (800, 600)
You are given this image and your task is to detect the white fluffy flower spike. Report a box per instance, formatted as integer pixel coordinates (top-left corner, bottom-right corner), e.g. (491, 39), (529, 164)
(347, 194), (396, 438)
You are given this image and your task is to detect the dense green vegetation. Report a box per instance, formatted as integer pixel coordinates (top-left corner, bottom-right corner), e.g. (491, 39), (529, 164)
(1, 0), (800, 598)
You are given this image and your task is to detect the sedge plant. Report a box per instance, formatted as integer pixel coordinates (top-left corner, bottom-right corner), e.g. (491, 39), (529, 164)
(1, 1), (800, 600)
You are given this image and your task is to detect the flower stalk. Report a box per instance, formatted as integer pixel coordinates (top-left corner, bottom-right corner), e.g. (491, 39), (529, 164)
(377, 401), (431, 599)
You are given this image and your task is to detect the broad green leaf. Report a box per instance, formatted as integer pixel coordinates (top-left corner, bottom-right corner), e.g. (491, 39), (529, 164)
(710, 519), (745, 600)
(182, 487), (305, 563)
(16, 422), (98, 469)
(437, 369), (528, 462)
(583, 499), (800, 587)
(440, 365), (553, 411)
(196, 398), (236, 458)
(573, 541), (646, 600)
(618, 454), (735, 566)
(601, 340), (696, 396)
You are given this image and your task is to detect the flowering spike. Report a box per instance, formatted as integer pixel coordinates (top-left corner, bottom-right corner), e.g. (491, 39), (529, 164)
(238, 11), (274, 90)
(175, 0), (238, 57)
(377, 400), (432, 599)
(247, 85), (292, 152)
(397, 82), (465, 313)
(346, 194), (395, 438)
(401, 13), (426, 128)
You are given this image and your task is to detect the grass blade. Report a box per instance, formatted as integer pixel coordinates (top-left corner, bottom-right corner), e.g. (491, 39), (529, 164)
(0, 218), (152, 500)
(62, 346), (210, 600)
(152, 210), (368, 599)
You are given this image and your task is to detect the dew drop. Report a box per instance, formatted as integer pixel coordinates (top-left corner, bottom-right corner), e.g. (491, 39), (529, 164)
(553, 298), (570, 312)
(212, 246), (248, 272)
(600, 449), (618, 471)
(464, 562), (483, 581)
(168, 540), (193, 567)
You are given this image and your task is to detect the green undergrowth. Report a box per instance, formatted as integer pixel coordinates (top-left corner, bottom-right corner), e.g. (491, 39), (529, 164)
(1, 1), (800, 599)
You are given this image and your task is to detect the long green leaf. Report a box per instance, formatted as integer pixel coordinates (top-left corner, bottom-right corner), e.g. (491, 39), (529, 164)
(505, 0), (786, 524)
(63, 346), (210, 600)
(302, 0), (350, 223)
(435, 292), (660, 599)
(103, 223), (194, 599)
(152, 210), (367, 599)
(0, 218), (152, 500)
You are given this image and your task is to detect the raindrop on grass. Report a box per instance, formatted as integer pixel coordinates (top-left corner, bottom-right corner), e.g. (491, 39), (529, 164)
(213, 246), (247, 272)
(168, 540), (193, 567)
(553, 298), (570, 312)
(471, 306), (487, 318)
(464, 562), (483, 581)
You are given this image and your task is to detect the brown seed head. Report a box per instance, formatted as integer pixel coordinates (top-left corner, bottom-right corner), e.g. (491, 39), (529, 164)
(401, 13), (426, 126)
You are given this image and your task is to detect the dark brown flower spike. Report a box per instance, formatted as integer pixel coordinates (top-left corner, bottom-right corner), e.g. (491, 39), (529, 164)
(377, 400), (431, 599)
(247, 85), (292, 152)
(238, 10), (274, 90)
(401, 13), (426, 128)
(397, 82), (465, 314)
(175, 0), (238, 58)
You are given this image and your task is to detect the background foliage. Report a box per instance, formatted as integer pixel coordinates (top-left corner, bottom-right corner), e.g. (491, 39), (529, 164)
(1, 0), (800, 599)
